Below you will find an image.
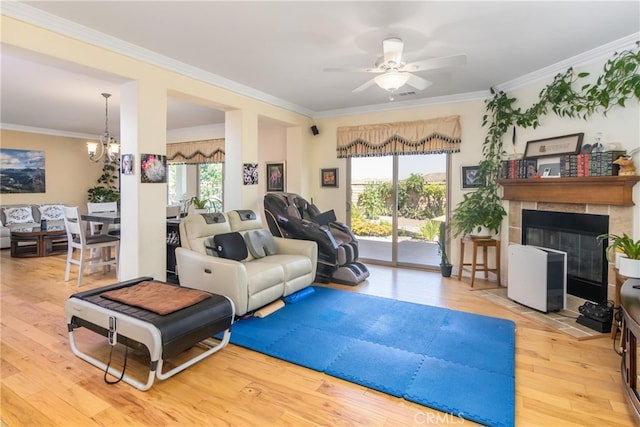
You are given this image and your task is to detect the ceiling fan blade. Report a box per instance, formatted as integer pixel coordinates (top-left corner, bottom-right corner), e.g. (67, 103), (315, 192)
(352, 77), (377, 93)
(323, 66), (384, 73)
(406, 74), (433, 91)
(383, 37), (404, 66)
(404, 54), (467, 72)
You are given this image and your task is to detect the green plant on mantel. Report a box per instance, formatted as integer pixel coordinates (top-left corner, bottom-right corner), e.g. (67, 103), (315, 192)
(452, 41), (640, 238)
(87, 159), (120, 203)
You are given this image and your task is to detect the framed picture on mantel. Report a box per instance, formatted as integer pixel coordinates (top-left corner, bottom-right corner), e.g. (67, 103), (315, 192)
(523, 133), (583, 159)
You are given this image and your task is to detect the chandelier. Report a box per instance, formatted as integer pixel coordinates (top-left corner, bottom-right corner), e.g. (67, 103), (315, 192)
(87, 93), (120, 162)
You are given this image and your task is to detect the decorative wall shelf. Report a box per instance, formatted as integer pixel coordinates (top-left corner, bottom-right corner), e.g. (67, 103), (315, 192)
(498, 176), (640, 206)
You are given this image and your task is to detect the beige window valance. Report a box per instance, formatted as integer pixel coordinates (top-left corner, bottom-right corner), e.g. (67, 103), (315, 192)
(336, 115), (461, 158)
(167, 139), (225, 164)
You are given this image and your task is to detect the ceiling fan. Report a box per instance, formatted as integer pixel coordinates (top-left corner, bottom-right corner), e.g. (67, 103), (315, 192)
(325, 37), (466, 97)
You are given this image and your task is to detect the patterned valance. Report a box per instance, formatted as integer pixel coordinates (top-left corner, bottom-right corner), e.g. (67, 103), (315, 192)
(336, 115), (461, 158)
(167, 139), (225, 164)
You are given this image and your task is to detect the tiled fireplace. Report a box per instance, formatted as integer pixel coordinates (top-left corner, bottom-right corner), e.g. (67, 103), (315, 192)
(506, 201), (634, 303)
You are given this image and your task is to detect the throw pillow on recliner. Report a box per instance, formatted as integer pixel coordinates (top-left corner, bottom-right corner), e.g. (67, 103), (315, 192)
(244, 229), (278, 258)
(212, 232), (248, 261)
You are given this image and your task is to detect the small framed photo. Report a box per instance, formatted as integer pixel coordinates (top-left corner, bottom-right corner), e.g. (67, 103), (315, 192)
(321, 168), (338, 188)
(121, 154), (134, 175)
(266, 162), (285, 192)
(243, 163), (258, 185)
(538, 162), (561, 178)
(140, 153), (166, 183)
(524, 133), (583, 159)
(461, 165), (481, 189)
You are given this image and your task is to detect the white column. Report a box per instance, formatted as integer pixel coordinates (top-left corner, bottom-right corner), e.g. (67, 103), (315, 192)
(119, 81), (168, 281)
(224, 109), (259, 211)
(285, 126), (307, 195)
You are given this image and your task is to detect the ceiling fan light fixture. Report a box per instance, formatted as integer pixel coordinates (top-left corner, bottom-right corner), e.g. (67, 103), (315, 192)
(374, 71), (410, 92)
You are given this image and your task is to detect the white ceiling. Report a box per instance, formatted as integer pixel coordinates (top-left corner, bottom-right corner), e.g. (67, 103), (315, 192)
(2, 1), (639, 138)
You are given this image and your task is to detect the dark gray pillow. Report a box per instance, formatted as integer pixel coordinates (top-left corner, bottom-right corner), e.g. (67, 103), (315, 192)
(244, 229), (278, 258)
(213, 232), (248, 261)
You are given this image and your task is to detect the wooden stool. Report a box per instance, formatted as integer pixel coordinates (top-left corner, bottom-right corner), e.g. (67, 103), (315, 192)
(458, 237), (501, 288)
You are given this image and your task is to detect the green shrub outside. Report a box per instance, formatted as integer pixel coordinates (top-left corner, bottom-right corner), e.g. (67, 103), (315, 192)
(351, 207), (392, 237)
(358, 174), (445, 221)
(353, 175), (446, 238)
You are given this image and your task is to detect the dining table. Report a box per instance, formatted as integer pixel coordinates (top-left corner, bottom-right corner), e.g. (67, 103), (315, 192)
(81, 211), (120, 235)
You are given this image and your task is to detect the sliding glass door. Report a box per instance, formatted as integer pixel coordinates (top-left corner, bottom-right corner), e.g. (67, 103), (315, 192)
(349, 154), (447, 268)
(350, 156), (394, 263)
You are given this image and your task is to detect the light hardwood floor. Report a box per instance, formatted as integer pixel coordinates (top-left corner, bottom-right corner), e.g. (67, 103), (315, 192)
(0, 249), (637, 426)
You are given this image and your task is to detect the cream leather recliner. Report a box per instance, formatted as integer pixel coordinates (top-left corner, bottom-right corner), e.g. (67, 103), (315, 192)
(175, 209), (317, 316)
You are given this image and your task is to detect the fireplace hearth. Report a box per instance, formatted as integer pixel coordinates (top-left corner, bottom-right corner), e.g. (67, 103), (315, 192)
(521, 209), (609, 304)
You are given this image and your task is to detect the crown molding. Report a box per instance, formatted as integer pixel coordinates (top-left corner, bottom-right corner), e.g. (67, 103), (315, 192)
(0, 122), (97, 139)
(495, 33), (640, 93)
(319, 33), (640, 120)
(3, 1), (637, 124)
(313, 90), (491, 120)
(2, 1), (314, 119)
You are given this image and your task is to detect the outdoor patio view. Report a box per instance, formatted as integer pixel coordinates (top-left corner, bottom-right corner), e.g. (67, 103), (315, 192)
(168, 163), (224, 212)
(350, 154), (447, 268)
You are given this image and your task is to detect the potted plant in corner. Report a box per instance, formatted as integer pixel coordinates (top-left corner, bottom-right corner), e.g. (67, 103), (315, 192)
(437, 221), (453, 277)
(597, 233), (640, 278)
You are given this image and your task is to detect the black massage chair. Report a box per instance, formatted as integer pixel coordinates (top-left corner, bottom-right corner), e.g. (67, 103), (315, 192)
(263, 192), (370, 285)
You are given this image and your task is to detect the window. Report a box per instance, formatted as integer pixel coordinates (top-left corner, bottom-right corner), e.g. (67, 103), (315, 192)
(167, 163), (224, 211)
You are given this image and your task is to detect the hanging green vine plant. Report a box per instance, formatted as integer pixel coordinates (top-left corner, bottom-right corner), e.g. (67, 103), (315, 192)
(452, 41), (640, 238)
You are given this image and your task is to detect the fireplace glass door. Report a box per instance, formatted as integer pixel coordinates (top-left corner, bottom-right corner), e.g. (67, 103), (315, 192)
(522, 209), (608, 304)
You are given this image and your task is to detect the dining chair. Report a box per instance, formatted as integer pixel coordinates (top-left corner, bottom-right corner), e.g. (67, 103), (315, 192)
(87, 202), (119, 236)
(63, 206), (120, 287)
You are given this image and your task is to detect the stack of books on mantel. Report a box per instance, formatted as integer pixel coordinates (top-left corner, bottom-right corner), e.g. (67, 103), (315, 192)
(499, 159), (538, 179)
(560, 150), (626, 177)
(499, 150), (627, 179)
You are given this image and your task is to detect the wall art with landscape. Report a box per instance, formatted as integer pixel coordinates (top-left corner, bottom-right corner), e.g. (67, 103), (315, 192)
(0, 148), (45, 193)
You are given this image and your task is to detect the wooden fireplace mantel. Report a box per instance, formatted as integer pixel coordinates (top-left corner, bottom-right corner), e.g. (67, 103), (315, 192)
(498, 175), (640, 206)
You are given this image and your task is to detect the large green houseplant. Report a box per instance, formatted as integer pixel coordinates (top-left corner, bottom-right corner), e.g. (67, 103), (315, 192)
(452, 42), (640, 239)
(88, 159), (120, 203)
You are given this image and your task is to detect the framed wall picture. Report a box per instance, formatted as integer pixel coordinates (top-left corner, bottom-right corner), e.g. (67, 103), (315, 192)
(140, 153), (167, 183)
(321, 168), (338, 188)
(523, 133), (583, 159)
(243, 163), (258, 185)
(266, 162), (285, 192)
(121, 154), (134, 175)
(461, 165), (481, 189)
(0, 148), (45, 193)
